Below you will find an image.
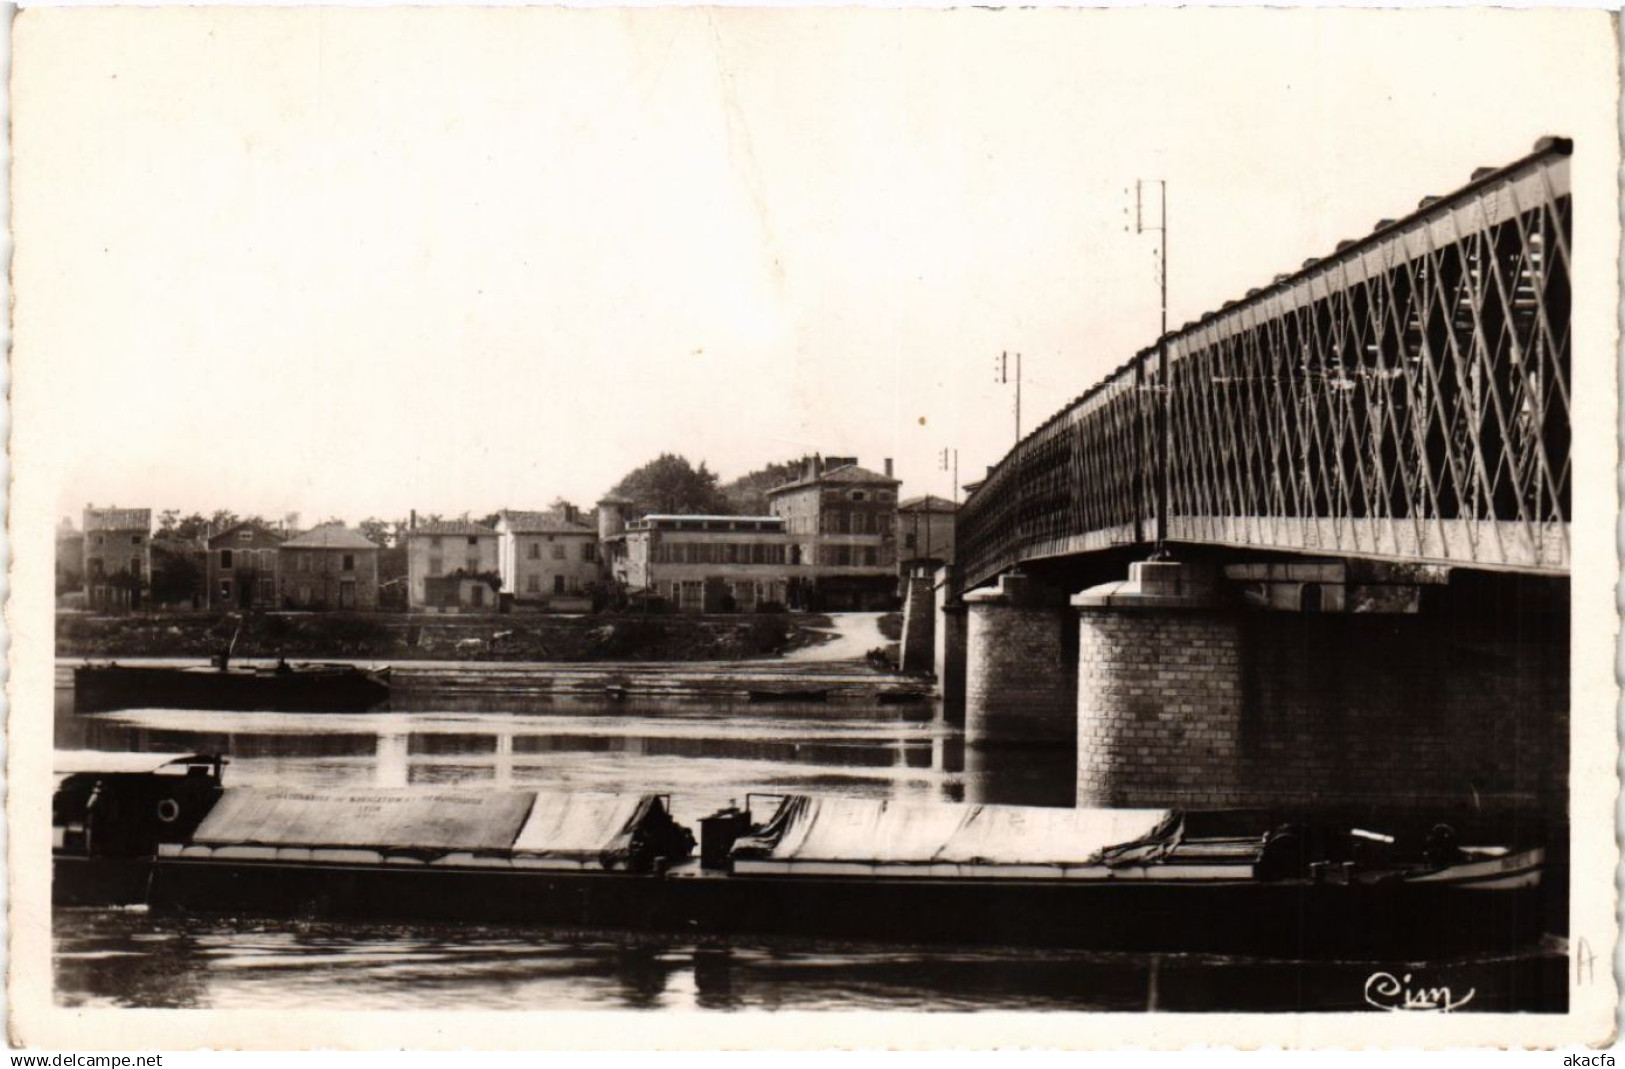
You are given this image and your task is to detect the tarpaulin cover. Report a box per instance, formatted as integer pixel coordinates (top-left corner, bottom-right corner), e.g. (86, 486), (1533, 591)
(732, 796), (1179, 867)
(54, 750), (204, 776)
(190, 787), (537, 852)
(510, 793), (658, 864)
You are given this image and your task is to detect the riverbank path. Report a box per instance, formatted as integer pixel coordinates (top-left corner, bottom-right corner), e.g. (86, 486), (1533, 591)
(781, 612), (887, 664)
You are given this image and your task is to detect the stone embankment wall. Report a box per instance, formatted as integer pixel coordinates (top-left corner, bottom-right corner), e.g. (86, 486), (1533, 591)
(55, 611), (832, 663)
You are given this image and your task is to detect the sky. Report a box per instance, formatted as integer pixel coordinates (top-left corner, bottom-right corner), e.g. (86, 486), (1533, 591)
(12, 6), (1615, 527)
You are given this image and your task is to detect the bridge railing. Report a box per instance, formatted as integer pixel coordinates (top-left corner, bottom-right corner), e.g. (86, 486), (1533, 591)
(958, 138), (1572, 590)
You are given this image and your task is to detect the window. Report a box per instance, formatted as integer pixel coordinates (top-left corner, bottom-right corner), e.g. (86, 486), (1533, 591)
(89, 557), (104, 578)
(130, 557), (143, 577)
(429, 557), (443, 577)
(878, 491), (893, 502)
(220, 549), (234, 569)
(220, 580), (232, 600)
(527, 575), (540, 593)
(298, 554), (311, 573)
(552, 544), (565, 560)
(466, 557), (479, 574)
(553, 575), (566, 594)
(528, 543), (541, 560)
(341, 554), (355, 572)
(905, 533), (917, 550)
(239, 530), (253, 542)
(583, 543), (597, 562)
(862, 547), (877, 567)
(430, 536), (443, 549)
(131, 534), (143, 545)
(851, 491), (866, 502)
(467, 536), (479, 547)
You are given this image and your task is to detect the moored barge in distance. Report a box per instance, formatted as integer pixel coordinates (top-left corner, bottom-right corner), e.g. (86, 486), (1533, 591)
(55, 756), (1550, 959)
(74, 660), (391, 713)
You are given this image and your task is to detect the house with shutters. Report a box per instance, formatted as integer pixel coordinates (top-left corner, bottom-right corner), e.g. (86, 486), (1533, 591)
(82, 506), (152, 611)
(603, 510), (795, 613)
(405, 520), (501, 612)
(494, 507), (601, 611)
(277, 525), (380, 611)
(765, 456), (901, 610)
(896, 494), (958, 574)
(206, 521), (285, 611)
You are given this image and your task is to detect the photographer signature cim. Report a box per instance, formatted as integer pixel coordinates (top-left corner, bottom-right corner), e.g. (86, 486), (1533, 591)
(1363, 971), (1476, 1013)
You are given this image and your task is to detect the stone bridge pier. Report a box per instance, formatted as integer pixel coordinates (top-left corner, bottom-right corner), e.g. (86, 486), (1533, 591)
(959, 571), (1078, 805)
(941, 558), (1567, 835)
(1070, 559), (1568, 838)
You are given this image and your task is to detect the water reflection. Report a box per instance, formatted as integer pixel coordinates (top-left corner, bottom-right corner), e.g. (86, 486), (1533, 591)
(60, 682), (1069, 814)
(56, 909), (1567, 1013)
(53, 684), (1566, 1012)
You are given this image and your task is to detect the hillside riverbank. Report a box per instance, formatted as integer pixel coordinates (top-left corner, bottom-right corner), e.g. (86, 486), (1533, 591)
(56, 610), (839, 663)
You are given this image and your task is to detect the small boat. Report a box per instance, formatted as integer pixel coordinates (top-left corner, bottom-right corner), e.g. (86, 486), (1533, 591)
(74, 660), (391, 713)
(56, 755), (1552, 960)
(746, 688), (829, 704)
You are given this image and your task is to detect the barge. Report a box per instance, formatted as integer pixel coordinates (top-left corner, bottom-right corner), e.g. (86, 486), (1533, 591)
(54, 753), (1550, 958)
(74, 660), (391, 713)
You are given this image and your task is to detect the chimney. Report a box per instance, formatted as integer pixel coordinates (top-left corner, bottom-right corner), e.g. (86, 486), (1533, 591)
(564, 503), (578, 524)
(410, 509), (417, 531)
(884, 458), (893, 479)
(805, 454), (819, 480)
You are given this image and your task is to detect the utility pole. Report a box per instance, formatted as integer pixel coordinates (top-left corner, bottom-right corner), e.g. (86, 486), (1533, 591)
(940, 447), (959, 505)
(996, 351), (1022, 443)
(1132, 178), (1169, 550)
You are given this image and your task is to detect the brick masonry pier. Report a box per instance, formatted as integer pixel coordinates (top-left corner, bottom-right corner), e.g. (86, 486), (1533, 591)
(962, 572), (1078, 745)
(942, 558), (1567, 835)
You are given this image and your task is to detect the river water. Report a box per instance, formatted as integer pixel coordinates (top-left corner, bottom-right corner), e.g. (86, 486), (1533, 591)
(53, 685), (1566, 1013)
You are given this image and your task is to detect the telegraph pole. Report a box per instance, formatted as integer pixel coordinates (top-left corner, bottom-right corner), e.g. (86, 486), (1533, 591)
(1133, 178), (1169, 550)
(940, 447), (959, 505)
(996, 351), (1023, 443)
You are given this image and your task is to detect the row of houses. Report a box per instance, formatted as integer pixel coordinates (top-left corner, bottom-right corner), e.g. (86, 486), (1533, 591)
(69, 456), (959, 614)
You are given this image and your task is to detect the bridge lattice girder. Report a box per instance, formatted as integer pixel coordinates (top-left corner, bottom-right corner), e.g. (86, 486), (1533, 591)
(958, 140), (1572, 589)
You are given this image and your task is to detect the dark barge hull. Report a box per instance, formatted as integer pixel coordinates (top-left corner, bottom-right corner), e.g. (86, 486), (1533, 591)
(138, 857), (1550, 960)
(74, 665), (390, 713)
(55, 856), (157, 907)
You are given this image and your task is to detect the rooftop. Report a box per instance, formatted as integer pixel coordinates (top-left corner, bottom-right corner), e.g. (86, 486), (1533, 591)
(497, 509), (595, 534)
(899, 495), (959, 513)
(766, 463), (901, 495)
(640, 514), (781, 524)
(408, 520), (497, 537)
(207, 520), (285, 546)
(84, 507), (151, 532)
(281, 524), (380, 550)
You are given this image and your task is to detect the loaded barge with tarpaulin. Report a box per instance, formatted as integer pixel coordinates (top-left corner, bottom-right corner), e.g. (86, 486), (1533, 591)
(55, 754), (1549, 958)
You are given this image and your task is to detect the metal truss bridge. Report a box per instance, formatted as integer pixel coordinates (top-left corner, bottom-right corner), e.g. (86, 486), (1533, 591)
(957, 138), (1572, 590)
